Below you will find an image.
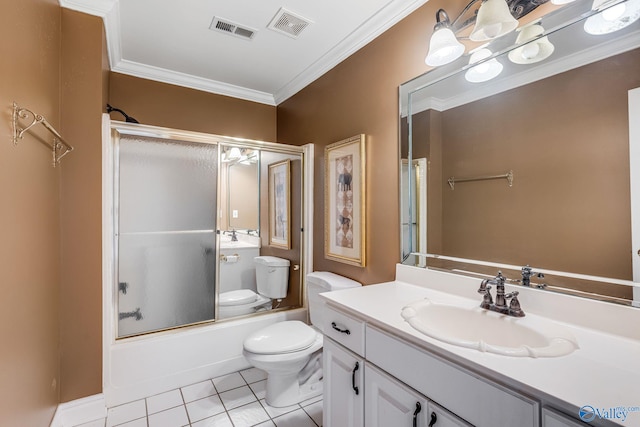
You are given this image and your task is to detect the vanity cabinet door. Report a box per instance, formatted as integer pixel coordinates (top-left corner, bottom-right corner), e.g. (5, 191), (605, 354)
(542, 408), (585, 427)
(365, 364), (430, 427)
(323, 337), (364, 427)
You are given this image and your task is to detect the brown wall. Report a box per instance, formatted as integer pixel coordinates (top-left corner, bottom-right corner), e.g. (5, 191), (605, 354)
(276, 0), (468, 284)
(58, 9), (109, 402)
(109, 73), (277, 141)
(0, 0), (61, 425)
(436, 49), (640, 284)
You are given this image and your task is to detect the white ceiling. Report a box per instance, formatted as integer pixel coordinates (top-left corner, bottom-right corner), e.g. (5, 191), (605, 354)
(60, 0), (429, 105)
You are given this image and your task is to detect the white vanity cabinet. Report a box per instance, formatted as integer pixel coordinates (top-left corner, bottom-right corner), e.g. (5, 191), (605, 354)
(323, 303), (541, 427)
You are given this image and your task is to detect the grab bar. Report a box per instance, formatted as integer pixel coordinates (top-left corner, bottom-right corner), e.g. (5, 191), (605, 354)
(448, 170), (513, 190)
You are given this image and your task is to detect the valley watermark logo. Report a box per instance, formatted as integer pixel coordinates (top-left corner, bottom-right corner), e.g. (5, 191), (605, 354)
(579, 405), (640, 423)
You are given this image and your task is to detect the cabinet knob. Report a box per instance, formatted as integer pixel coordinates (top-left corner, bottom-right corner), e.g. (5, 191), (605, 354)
(351, 361), (360, 395)
(413, 402), (422, 427)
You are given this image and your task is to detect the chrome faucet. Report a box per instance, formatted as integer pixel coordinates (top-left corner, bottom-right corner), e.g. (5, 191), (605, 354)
(477, 271), (525, 317)
(521, 265), (545, 288)
(224, 229), (238, 242)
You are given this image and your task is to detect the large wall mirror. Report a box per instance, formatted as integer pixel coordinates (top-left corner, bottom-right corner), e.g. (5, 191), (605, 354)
(400, 0), (640, 306)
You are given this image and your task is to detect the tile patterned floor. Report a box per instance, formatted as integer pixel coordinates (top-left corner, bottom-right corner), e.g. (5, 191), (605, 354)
(73, 368), (322, 427)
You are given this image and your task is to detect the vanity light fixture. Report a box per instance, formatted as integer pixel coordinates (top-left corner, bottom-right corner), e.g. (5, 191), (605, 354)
(425, 10), (466, 66)
(464, 48), (504, 82)
(584, 0), (640, 35)
(425, 0), (519, 67)
(508, 22), (555, 64)
(469, 0), (519, 41)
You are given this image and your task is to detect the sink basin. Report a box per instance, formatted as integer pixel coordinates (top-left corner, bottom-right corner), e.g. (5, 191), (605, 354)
(401, 298), (579, 358)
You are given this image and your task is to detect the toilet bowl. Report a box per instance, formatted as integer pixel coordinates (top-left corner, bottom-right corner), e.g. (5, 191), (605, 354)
(244, 320), (323, 407)
(218, 289), (271, 318)
(243, 271), (361, 407)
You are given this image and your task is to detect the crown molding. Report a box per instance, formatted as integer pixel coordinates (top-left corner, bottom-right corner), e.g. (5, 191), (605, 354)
(61, 0), (429, 106)
(112, 60), (277, 105)
(273, 0), (430, 104)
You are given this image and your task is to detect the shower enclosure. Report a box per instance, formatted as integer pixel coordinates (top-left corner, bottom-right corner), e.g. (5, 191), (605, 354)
(109, 121), (309, 338)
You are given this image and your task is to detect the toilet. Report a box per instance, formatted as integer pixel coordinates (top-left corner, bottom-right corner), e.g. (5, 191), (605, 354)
(243, 271), (362, 407)
(218, 256), (289, 318)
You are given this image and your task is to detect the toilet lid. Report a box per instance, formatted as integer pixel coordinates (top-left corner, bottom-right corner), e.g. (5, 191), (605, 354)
(219, 289), (258, 306)
(244, 321), (317, 355)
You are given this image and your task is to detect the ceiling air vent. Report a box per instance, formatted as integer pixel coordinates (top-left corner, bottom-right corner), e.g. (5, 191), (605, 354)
(267, 8), (312, 39)
(209, 17), (257, 40)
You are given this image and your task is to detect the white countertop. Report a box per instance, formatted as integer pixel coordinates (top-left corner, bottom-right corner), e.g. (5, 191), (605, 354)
(320, 265), (640, 427)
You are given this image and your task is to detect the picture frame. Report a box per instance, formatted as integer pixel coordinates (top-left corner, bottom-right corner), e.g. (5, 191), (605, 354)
(325, 134), (366, 267)
(268, 159), (291, 249)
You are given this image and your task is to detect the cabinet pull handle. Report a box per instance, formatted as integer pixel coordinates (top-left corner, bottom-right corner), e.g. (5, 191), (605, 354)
(331, 322), (351, 335)
(351, 361), (359, 395)
(413, 402), (422, 427)
(428, 411), (437, 427)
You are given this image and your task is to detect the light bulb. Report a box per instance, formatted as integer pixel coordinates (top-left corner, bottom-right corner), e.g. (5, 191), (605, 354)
(521, 43), (541, 60)
(602, 3), (626, 20)
(584, 0), (640, 35)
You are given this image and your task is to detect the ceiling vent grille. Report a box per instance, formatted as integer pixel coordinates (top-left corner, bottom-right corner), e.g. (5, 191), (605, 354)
(209, 17), (257, 40)
(267, 8), (312, 38)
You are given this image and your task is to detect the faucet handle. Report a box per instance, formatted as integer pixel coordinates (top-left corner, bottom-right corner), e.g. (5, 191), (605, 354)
(479, 285), (493, 309)
(506, 292), (525, 317)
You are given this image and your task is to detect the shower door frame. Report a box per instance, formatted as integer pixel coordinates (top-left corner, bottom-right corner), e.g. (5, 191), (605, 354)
(102, 115), (314, 405)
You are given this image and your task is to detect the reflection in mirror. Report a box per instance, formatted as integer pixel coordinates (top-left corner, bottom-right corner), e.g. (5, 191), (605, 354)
(400, 0), (640, 305)
(223, 146), (259, 232)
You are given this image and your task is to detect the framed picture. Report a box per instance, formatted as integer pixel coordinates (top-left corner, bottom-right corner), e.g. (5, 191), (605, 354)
(325, 134), (366, 267)
(268, 160), (291, 249)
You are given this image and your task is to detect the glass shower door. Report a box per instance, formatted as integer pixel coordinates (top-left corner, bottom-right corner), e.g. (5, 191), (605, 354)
(116, 135), (218, 338)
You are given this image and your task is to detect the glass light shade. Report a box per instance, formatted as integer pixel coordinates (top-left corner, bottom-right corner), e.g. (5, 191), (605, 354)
(465, 48), (504, 83)
(425, 27), (466, 66)
(469, 0), (519, 41)
(508, 23), (555, 64)
(584, 0), (640, 35)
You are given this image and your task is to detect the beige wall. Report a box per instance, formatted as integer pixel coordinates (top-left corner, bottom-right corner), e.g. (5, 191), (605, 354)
(276, 0), (468, 284)
(109, 73), (277, 141)
(435, 49), (639, 297)
(0, 0), (61, 425)
(59, 9), (109, 402)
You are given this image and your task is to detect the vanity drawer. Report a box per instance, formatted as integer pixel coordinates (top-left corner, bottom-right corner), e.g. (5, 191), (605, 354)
(323, 305), (365, 357)
(366, 326), (539, 427)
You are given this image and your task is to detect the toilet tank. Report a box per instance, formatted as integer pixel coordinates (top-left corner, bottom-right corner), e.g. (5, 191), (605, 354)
(307, 271), (361, 332)
(254, 256), (290, 299)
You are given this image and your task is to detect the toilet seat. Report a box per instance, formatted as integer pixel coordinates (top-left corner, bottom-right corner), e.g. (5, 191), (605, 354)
(219, 289), (258, 306)
(244, 321), (317, 355)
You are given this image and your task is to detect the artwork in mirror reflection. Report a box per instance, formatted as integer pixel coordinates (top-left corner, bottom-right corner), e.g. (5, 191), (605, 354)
(400, 0), (640, 302)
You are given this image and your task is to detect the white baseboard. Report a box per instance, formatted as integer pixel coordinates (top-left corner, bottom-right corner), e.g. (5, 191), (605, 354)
(50, 394), (106, 427)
